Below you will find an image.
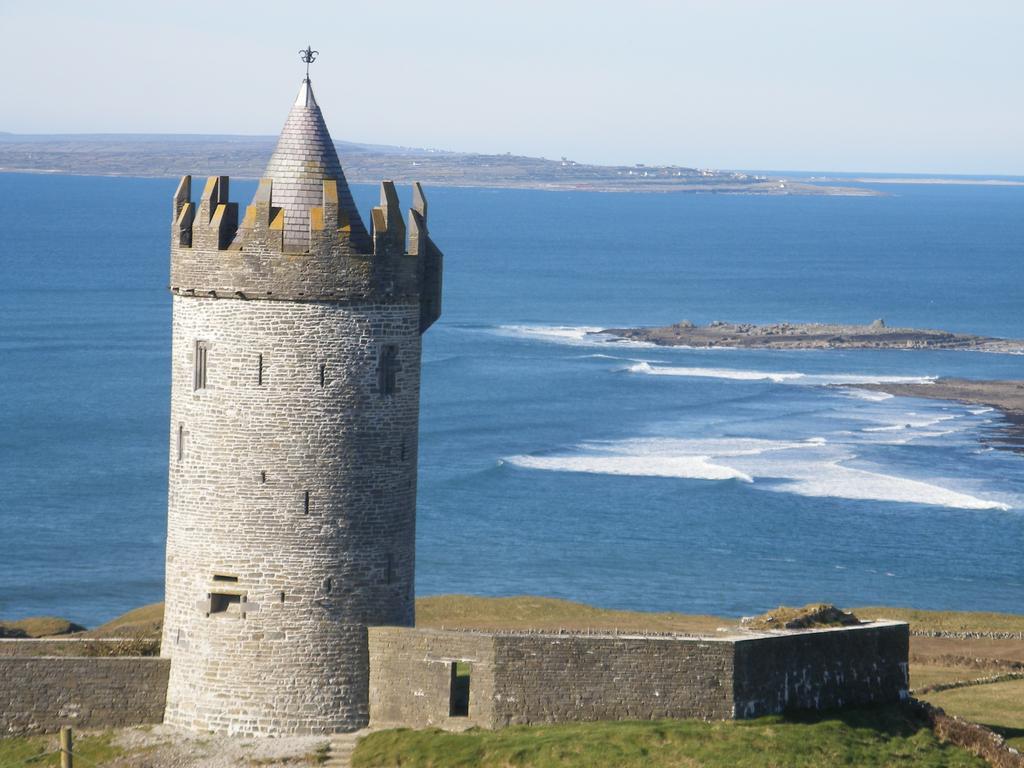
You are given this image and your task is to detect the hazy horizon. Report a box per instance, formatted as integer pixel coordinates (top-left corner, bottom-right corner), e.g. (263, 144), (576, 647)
(3, 0), (1023, 175)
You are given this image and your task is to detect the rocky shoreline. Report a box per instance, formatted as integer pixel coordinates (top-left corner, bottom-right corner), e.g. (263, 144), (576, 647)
(858, 378), (1024, 452)
(597, 322), (1024, 451)
(598, 319), (1024, 354)
(599, 320), (1024, 353)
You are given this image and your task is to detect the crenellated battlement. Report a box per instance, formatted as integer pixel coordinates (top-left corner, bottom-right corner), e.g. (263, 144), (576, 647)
(169, 175), (443, 329)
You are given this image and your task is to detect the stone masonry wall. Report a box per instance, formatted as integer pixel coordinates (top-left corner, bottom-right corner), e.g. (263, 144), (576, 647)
(368, 628), (497, 729)
(732, 622), (910, 718)
(492, 634), (735, 726)
(170, 177), (420, 304)
(367, 623), (909, 730)
(0, 657), (169, 734)
(163, 296), (422, 735)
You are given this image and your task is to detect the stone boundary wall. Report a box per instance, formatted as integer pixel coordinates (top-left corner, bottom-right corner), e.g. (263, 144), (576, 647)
(0, 656), (169, 734)
(915, 672), (1024, 696)
(368, 622), (908, 730)
(492, 634), (734, 726)
(913, 699), (1024, 768)
(913, 630), (1024, 641)
(369, 628), (497, 729)
(733, 622), (910, 718)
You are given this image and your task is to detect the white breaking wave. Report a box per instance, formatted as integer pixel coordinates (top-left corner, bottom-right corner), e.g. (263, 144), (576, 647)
(581, 353), (669, 364)
(625, 361), (936, 387)
(495, 324), (655, 347)
(840, 388), (895, 402)
(625, 362), (804, 382)
(504, 436), (1011, 511)
(768, 462), (1009, 511)
(862, 414), (960, 433)
(508, 453), (753, 482)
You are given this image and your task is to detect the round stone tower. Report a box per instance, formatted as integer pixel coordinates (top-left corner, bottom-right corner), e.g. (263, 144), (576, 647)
(161, 73), (443, 735)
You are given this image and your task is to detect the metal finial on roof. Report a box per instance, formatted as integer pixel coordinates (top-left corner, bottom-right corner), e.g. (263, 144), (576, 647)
(299, 45), (319, 81)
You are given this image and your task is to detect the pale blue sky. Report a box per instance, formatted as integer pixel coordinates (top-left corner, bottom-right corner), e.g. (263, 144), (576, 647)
(2, 0), (1022, 174)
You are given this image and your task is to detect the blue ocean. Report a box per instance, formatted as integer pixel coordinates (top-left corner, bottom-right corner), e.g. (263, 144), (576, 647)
(1, 172), (1022, 626)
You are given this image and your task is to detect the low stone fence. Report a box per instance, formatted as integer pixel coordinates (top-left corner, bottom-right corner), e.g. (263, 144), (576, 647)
(915, 672), (1024, 696)
(913, 699), (1024, 768)
(0, 640), (169, 735)
(913, 630), (1024, 641)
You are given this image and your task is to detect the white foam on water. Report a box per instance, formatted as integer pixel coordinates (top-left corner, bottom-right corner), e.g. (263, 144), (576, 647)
(862, 413), (962, 434)
(767, 461), (1011, 511)
(504, 436), (1011, 511)
(626, 362), (805, 382)
(505, 453), (753, 482)
(840, 388), (895, 402)
(625, 361), (936, 387)
(969, 407), (995, 415)
(495, 324), (656, 348)
(808, 373), (937, 386)
(581, 353), (668, 364)
(492, 322), (1012, 512)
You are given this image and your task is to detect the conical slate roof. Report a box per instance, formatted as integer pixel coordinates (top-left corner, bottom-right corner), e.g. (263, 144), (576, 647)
(262, 78), (369, 250)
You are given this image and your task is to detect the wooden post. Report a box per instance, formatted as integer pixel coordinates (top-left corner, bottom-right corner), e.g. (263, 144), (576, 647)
(60, 725), (73, 768)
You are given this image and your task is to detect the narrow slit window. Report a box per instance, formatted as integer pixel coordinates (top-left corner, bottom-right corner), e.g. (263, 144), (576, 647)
(177, 424), (185, 462)
(259, 470), (267, 483)
(257, 354), (264, 385)
(303, 490), (311, 515)
(378, 344), (398, 395)
(212, 574), (238, 583)
(194, 340), (209, 390)
(400, 440), (408, 461)
(449, 662), (471, 717)
(385, 553), (393, 585)
(319, 363), (326, 388)
(324, 577), (333, 594)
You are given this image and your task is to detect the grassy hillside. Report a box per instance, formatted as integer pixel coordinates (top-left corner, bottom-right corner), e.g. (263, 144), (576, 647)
(0, 615), (85, 638)
(353, 707), (986, 768)
(21, 596), (1024, 639)
(86, 602), (164, 638)
(924, 679), (1024, 750)
(853, 607), (1024, 634)
(416, 595), (728, 634)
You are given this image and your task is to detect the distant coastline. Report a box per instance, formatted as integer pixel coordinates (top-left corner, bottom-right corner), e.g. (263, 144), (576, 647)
(0, 133), (878, 196)
(599, 320), (1024, 353)
(843, 177), (1024, 187)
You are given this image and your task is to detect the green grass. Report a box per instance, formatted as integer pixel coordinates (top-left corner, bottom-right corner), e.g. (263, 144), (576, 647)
(854, 607), (1024, 634)
(0, 616), (85, 638)
(88, 602), (165, 638)
(352, 706), (986, 768)
(922, 678), (1024, 751)
(910, 665), (985, 690)
(24, 598), (1024, 641)
(416, 595), (728, 634)
(0, 731), (124, 766)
